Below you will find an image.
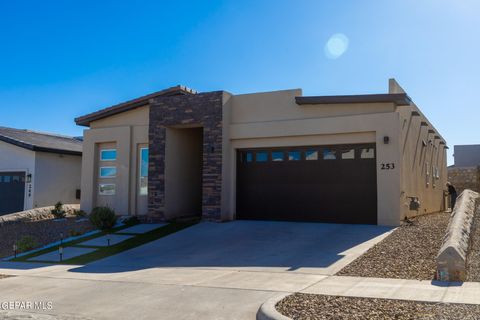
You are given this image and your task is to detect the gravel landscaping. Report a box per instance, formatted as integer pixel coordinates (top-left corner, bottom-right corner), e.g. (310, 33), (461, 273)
(0, 218), (95, 258)
(466, 206), (480, 281)
(337, 212), (450, 280)
(276, 293), (480, 320)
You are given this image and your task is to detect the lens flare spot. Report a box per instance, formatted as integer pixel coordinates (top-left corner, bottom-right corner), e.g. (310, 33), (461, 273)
(325, 33), (349, 59)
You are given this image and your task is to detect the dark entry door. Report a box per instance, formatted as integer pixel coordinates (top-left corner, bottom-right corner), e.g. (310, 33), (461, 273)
(0, 172), (25, 215)
(236, 144), (377, 224)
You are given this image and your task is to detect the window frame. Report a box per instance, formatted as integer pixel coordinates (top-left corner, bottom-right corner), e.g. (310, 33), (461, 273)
(139, 147), (149, 196)
(100, 149), (117, 161)
(99, 166), (117, 179)
(98, 183), (116, 196)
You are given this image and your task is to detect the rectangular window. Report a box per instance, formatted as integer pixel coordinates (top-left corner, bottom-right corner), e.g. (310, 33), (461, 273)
(99, 184), (115, 195)
(4, 176), (11, 183)
(256, 152), (268, 162)
(245, 152), (253, 163)
(100, 149), (117, 161)
(288, 151), (301, 161)
(323, 148), (336, 160)
(139, 147), (148, 196)
(341, 149), (355, 159)
(305, 150), (318, 160)
(360, 148), (375, 159)
(100, 167), (117, 178)
(271, 151), (284, 161)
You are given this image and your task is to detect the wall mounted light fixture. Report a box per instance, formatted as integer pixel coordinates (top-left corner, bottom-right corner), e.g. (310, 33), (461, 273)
(383, 136), (390, 144)
(26, 174), (32, 183)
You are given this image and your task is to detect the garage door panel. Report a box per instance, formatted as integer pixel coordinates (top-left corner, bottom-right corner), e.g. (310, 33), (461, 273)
(0, 171), (26, 215)
(236, 144), (377, 224)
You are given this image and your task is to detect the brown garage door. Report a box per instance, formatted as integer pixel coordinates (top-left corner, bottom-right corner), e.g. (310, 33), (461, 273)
(0, 172), (26, 215)
(236, 144), (377, 224)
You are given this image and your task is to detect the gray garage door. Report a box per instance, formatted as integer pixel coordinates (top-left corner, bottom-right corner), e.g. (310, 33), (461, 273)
(236, 144), (377, 224)
(0, 172), (25, 215)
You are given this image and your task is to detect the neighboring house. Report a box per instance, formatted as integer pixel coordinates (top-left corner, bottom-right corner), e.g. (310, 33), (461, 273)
(75, 79), (447, 226)
(0, 127), (82, 215)
(453, 145), (480, 167)
(448, 144), (480, 193)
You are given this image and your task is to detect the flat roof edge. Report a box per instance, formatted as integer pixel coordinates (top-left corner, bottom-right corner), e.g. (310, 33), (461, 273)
(295, 93), (412, 106)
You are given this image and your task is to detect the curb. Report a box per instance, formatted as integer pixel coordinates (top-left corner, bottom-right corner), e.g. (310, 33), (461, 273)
(256, 293), (292, 320)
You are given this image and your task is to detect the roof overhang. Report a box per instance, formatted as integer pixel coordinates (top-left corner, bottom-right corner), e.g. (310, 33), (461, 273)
(75, 85), (197, 127)
(295, 93), (412, 106)
(0, 135), (82, 156)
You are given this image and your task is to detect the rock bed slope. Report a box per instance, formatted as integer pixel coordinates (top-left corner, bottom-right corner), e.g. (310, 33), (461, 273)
(0, 219), (94, 258)
(276, 293), (480, 320)
(466, 205), (480, 281)
(337, 212), (450, 280)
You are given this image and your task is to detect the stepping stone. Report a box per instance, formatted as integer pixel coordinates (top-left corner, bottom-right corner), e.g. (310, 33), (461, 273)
(79, 234), (134, 247)
(118, 223), (166, 234)
(28, 247), (96, 262)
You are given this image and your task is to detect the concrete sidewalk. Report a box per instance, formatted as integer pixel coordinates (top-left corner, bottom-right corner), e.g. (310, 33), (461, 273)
(302, 276), (480, 305)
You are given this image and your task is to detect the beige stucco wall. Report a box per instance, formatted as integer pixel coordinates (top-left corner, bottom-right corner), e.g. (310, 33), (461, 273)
(80, 106), (149, 215)
(33, 152), (81, 207)
(397, 105), (448, 219)
(0, 140), (35, 210)
(223, 89), (402, 225)
(164, 127), (203, 219)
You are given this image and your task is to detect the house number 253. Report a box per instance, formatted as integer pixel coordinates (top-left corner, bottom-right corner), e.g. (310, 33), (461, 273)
(381, 163), (395, 170)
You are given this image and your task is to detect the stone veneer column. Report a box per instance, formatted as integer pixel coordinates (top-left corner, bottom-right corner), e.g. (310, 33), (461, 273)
(148, 91), (224, 221)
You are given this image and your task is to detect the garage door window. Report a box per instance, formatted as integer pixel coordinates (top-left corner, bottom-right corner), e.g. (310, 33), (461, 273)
(305, 150), (318, 160)
(341, 149), (355, 159)
(323, 149), (336, 160)
(3, 176), (11, 183)
(256, 152), (268, 162)
(288, 151), (301, 161)
(272, 151), (284, 161)
(360, 148), (375, 159)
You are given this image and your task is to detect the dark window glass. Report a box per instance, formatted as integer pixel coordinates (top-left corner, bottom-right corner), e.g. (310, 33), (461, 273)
(245, 152), (253, 163)
(12, 176), (20, 182)
(4, 176), (11, 183)
(271, 151), (284, 161)
(256, 152), (268, 162)
(288, 151), (301, 161)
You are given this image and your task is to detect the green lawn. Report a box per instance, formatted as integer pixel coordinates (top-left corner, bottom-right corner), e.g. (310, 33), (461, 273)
(12, 220), (198, 265)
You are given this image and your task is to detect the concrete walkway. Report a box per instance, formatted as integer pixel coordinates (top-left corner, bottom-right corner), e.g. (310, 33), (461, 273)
(0, 221), (479, 319)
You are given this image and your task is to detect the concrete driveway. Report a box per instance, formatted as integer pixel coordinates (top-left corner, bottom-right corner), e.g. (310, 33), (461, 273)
(0, 220), (393, 319)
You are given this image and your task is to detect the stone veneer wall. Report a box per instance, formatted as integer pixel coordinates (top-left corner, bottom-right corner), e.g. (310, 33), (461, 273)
(148, 91), (224, 221)
(448, 166), (480, 193)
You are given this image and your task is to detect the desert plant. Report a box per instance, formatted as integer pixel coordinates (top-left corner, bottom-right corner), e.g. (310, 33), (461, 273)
(16, 235), (38, 252)
(74, 209), (87, 219)
(89, 207), (117, 230)
(51, 201), (66, 219)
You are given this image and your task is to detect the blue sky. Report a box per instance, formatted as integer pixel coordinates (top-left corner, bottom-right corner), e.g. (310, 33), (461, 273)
(1, 0), (479, 165)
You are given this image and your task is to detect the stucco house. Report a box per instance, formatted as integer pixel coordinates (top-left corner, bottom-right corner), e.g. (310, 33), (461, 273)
(75, 79), (447, 226)
(0, 127), (82, 215)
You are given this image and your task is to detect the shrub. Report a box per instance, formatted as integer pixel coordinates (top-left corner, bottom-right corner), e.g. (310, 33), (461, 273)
(74, 210), (87, 219)
(122, 216), (140, 226)
(89, 207), (117, 230)
(51, 201), (66, 219)
(17, 235), (38, 253)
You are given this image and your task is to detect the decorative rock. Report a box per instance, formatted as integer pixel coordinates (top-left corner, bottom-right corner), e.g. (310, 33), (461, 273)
(0, 204), (80, 225)
(436, 189), (479, 281)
